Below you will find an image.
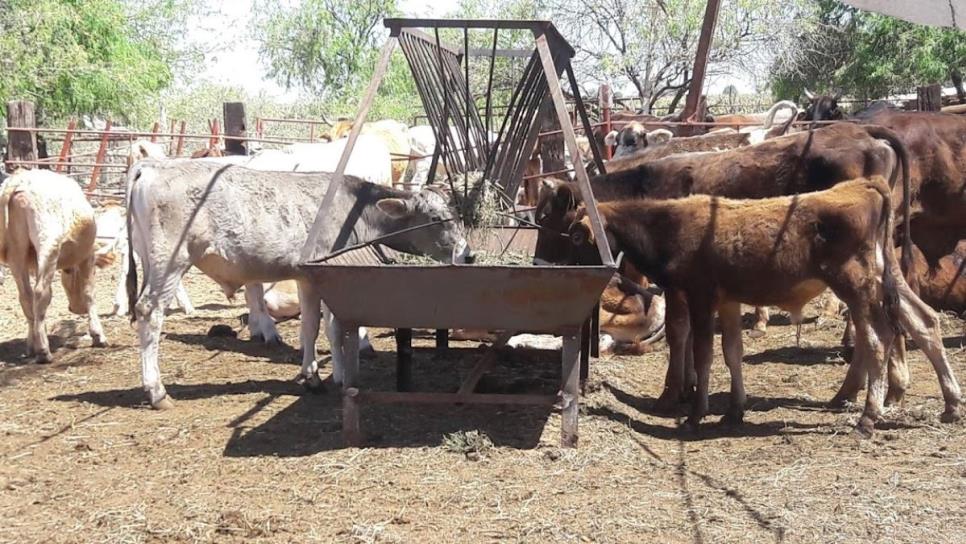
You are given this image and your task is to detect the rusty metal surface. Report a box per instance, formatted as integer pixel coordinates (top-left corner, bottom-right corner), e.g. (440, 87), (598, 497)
(300, 263), (614, 333)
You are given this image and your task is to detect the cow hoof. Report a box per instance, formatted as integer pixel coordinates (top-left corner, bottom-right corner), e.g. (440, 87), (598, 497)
(359, 345), (376, 359)
(263, 335), (283, 347)
(940, 405), (963, 423)
(884, 389), (906, 407)
(153, 397), (176, 410)
(678, 419), (701, 435)
(720, 408), (744, 427)
(827, 393), (856, 410)
(748, 329), (766, 339)
(207, 325), (237, 338)
(91, 335), (107, 348)
(853, 416), (875, 438)
(299, 373), (325, 394)
(34, 352), (52, 364)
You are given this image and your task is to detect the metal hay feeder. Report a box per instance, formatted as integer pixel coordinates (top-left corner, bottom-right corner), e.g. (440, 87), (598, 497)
(299, 18), (616, 448)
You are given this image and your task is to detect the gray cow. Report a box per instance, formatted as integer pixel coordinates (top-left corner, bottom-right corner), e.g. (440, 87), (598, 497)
(127, 160), (469, 409)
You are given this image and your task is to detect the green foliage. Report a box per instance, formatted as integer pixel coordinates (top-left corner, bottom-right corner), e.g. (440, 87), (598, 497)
(771, 2), (966, 101)
(0, 0), (198, 124)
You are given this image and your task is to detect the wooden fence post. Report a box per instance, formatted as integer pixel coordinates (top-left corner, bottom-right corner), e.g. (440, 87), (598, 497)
(917, 84), (942, 112)
(5, 100), (38, 172)
(223, 102), (247, 155)
(175, 121), (186, 157)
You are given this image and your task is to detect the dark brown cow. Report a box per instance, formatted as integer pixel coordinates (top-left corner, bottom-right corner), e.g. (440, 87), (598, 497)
(910, 240), (966, 315)
(567, 177), (962, 435)
(535, 122), (912, 411)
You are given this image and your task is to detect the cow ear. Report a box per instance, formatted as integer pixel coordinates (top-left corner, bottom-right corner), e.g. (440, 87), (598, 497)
(646, 129), (672, 146)
(569, 214), (597, 247)
(376, 198), (411, 218)
(604, 130), (618, 146)
(803, 88), (814, 100)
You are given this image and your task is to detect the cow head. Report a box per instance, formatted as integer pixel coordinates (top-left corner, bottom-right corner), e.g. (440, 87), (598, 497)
(567, 207), (616, 265)
(802, 89), (844, 122)
(376, 186), (471, 264)
(60, 258), (99, 315)
(605, 123), (673, 158)
(533, 180), (579, 265)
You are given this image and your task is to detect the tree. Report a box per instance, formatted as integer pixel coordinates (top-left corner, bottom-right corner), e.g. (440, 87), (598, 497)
(545, 0), (802, 114)
(0, 0), (201, 125)
(771, 2), (966, 102)
(253, 0), (397, 97)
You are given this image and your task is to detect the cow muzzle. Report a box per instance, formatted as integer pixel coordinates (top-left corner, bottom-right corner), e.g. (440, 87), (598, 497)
(452, 240), (473, 264)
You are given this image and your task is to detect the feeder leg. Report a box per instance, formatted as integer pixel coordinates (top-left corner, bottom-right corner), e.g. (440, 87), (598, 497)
(561, 334), (580, 448)
(342, 323), (362, 447)
(435, 329), (449, 355)
(580, 317), (591, 386)
(396, 328), (413, 392)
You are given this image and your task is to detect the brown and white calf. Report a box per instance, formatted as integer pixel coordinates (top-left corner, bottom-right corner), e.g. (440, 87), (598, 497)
(0, 170), (108, 361)
(568, 177), (962, 435)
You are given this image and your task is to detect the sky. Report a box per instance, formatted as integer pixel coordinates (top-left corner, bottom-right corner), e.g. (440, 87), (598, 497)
(191, 0), (459, 100)
(190, 0), (754, 103)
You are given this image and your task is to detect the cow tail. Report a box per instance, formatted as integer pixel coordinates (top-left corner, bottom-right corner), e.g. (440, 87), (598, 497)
(873, 178), (901, 331)
(862, 125), (912, 278)
(125, 163), (142, 324)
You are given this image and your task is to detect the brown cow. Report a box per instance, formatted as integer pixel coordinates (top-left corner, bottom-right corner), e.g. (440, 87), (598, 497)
(567, 177), (962, 435)
(910, 240), (966, 315)
(535, 122), (912, 411)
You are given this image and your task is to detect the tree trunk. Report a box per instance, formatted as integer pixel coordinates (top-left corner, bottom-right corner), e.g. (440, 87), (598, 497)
(666, 82), (690, 116)
(6, 100), (38, 172)
(539, 105), (564, 174)
(917, 84), (942, 112)
(952, 70), (965, 103)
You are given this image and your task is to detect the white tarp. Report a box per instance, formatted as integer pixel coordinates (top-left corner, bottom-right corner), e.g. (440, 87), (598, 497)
(842, 0), (965, 30)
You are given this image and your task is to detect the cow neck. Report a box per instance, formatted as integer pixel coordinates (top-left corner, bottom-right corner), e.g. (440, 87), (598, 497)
(342, 179), (413, 241)
(586, 164), (656, 202)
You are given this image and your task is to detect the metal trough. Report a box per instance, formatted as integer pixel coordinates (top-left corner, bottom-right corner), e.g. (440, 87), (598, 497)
(299, 18), (615, 448)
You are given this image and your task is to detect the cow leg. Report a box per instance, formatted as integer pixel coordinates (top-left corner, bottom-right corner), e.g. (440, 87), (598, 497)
(29, 252), (58, 363)
(885, 335), (909, 406)
(852, 303), (894, 437)
(244, 282), (282, 345)
(174, 280), (195, 315)
(750, 306), (768, 338)
(296, 280), (324, 390)
(133, 256), (191, 409)
(654, 289), (689, 413)
(75, 256), (106, 347)
(718, 302), (745, 425)
(684, 298), (714, 431)
(11, 266), (37, 357)
(894, 280), (963, 421)
(791, 308), (804, 348)
(112, 243), (130, 316)
(324, 308), (346, 384)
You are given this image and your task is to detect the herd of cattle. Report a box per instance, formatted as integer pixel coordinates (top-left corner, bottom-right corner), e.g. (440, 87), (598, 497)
(0, 92), (964, 437)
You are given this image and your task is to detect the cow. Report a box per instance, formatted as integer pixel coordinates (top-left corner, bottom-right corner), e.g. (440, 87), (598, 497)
(125, 160), (469, 409)
(567, 177), (962, 435)
(247, 136), (393, 185)
(329, 119), (411, 185)
(802, 94), (966, 403)
(910, 241), (966, 315)
(606, 129), (751, 164)
(535, 122), (912, 412)
(0, 169), (108, 362)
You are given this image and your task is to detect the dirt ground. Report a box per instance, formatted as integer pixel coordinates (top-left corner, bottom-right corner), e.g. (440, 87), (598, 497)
(1, 267), (965, 544)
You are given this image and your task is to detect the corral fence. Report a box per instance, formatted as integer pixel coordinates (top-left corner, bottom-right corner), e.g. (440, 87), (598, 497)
(3, 83), (955, 198)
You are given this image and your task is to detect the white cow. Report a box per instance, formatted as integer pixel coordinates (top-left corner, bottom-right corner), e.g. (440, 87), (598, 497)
(0, 170), (107, 361)
(246, 135), (393, 185)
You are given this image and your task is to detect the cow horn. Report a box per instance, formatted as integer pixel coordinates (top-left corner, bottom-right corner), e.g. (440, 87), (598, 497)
(803, 88), (815, 100)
